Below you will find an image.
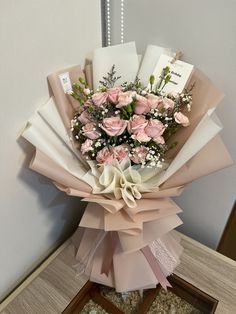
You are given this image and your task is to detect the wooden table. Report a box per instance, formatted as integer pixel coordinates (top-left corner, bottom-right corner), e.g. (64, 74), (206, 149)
(1, 232), (236, 314)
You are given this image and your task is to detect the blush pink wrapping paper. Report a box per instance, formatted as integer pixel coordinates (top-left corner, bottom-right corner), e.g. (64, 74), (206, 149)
(167, 69), (224, 159)
(162, 134), (233, 189)
(84, 62), (93, 89)
(75, 228), (182, 292)
(48, 65), (85, 128)
(30, 149), (92, 196)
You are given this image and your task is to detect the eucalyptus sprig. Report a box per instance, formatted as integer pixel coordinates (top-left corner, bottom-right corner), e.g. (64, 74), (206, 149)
(122, 76), (143, 92)
(99, 65), (121, 89)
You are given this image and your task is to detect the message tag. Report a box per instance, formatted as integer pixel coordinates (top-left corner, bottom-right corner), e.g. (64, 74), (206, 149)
(59, 72), (72, 94)
(151, 54), (194, 94)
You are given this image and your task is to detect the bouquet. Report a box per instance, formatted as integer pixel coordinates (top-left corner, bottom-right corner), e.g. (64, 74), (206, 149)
(70, 65), (192, 171)
(22, 42), (232, 292)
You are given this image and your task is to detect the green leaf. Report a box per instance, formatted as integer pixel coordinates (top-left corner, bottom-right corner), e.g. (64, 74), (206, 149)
(126, 103), (133, 114)
(168, 141), (178, 149)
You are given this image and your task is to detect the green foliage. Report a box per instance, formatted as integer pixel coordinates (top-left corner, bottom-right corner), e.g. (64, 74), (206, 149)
(120, 102), (135, 120)
(99, 65), (121, 89)
(156, 66), (171, 91)
(70, 77), (89, 106)
(149, 74), (155, 91)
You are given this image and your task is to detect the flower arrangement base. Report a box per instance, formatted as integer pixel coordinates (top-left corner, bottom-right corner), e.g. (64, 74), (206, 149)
(62, 275), (218, 314)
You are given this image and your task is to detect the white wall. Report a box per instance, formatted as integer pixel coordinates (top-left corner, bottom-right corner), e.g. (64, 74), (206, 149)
(0, 0), (101, 301)
(110, 0), (236, 249)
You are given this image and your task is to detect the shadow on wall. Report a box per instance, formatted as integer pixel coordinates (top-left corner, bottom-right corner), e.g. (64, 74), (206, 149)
(17, 136), (86, 244)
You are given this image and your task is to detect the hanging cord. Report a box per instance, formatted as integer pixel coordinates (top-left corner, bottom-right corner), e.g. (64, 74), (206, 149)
(106, 0), (111, 46)
(120, 0), (124, 43)
(171, 51), (183, 63)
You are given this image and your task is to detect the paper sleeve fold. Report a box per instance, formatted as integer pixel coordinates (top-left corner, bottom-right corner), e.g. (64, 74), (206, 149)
(30, 149), (91, 195)
(118, 215), (182, 253)
(78, 229), (182, 292)
(167, 69), (224, 159)
(163, 134), (234, 189)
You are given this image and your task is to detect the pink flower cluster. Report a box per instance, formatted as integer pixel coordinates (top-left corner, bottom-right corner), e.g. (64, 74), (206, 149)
(128, 115), (165, 144)
(96, 145), (148, 165)
(92, 89), (176, 113)
(92, 87), (121, 106)
(71, 83), (192, 166)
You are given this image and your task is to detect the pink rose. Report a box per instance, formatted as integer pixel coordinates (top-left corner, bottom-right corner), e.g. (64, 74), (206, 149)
(133, 130), (151, 143)
(82, 122), (101, 139)
(153, 136), (165, 145)
(116, 91), (136, 108)
(174, 112), (190, 127)
(131, 146), (148, 164)
(134, 94), (150, 114)
(145, 119), (165, 138)
(78, 110), (92, 124)
(111, 144), (129, 161)
(147, 94), (162, 109)
(101, 116), (127, 136)
(127, 115), (148, 135)
(81, 139), (94, 154)
(84, 99), (93, 106)
(92, 92), (108, 106)
(157, 97), (175, 110)
(107, 87), (121, 104)
(96, 147), (115, 164)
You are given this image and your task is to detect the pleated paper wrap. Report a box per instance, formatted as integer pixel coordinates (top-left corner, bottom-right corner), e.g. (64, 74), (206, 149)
(22, 43), (233, 292)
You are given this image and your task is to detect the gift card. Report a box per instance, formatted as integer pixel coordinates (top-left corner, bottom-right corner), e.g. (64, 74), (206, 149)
(138, 45), (172, 86)
(150, 54), (194, 94)
(58, 72), (72, 94)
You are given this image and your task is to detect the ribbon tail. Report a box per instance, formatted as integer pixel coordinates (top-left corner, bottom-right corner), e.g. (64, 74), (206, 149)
(101, 231), (118, 276)
(141, 246), (172, 291)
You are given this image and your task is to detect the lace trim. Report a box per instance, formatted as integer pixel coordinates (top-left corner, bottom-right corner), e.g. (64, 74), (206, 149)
(149, 239), (178, 275)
